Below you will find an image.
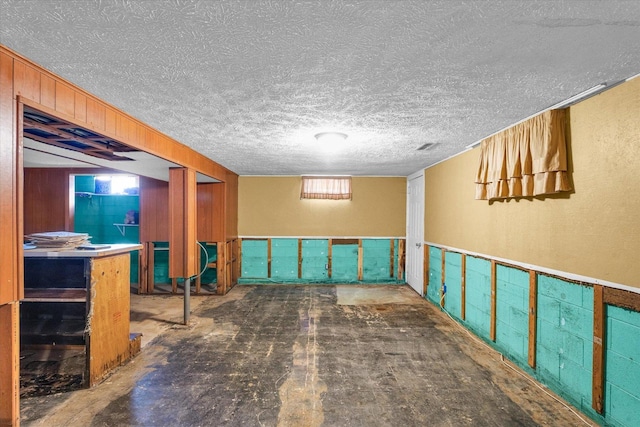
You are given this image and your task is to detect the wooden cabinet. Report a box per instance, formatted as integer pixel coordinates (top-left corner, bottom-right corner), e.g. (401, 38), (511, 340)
(22, 245), (141, 386)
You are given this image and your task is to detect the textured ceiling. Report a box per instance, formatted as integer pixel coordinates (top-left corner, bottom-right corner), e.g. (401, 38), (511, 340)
(2, 0), (640, 176)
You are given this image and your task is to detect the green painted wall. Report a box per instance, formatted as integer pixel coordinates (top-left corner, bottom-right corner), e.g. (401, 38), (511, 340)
(74, 180), (140, 283)
(241, 240), (268, 278)
(301, 239), (329, 281)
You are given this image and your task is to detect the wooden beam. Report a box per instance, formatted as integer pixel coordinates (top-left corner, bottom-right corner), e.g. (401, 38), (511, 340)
(328, 239), (332, 279)
(603, 286), (640, 312)
(490, 260), (497, 342)
(441, 248), (446, 307)
(267, 238), (272, 278)
(390, 239), (395, 278)
(168, 167), (198, 279)
(592, 284), (605, 414)
(397, 239), (405, 280)
(237, 238), (242, 280)
(528, 270), (537, 369)
(461, 254), (466, 320)
(298, 239), (302, 279)
(357, 239), (363, 281)
(423, 244), (429, 296)
(147, 242), (155, 294)
(216, 241), (226, 294)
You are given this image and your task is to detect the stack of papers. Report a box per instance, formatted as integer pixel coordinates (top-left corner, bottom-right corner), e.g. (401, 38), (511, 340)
(25, 231), (91, 249)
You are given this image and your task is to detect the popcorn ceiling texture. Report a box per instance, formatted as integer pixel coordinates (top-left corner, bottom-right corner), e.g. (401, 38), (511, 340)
(1, 0), (640, 176)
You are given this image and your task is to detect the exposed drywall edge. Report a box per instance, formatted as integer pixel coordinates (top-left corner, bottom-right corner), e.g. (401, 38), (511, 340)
(241, 235), (405, 239)
(425, 241), (640, 296)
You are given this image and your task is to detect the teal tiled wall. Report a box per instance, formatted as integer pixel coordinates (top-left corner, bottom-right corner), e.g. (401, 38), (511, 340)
(495, 265), (529, 367)
(427, 246), (442, 305)
(302, 239), (329, 280)
(444, 252), (462, 320)
(74, 184), (139, 283)
(604, 306), (640, 427)
(241, 240), (268, 278)
(536, 275), (593, 412)
(238, 238), (402, 284)
(362, 239), (391, 281)
(331, 243), (358, 281)
(464, 256), (492, 340)
(271, 238), (299, 280)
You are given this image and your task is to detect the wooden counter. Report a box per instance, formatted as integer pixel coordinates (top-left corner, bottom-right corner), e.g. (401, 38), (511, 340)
(21, 243), (142, 386)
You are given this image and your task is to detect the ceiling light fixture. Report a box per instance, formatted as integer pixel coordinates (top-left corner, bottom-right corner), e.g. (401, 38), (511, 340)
(314, 132), (348, 145)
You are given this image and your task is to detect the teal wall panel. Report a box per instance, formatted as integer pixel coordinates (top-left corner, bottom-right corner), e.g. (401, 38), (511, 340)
(241, 240), (268, 278)
(536, 275), (593, 412)
(331, 243), (358, 281)
(605, 305), (640, 427)
(302, 239), (328, 280)
(272, 238), (299, 280)
(362, 239), (390, 281)
(464, 256), (492, 340)
(427, 246), (442, 305)
(74, 185), (140, 283)
(495, 265), (529, 367)
(444, 252), (462, 319)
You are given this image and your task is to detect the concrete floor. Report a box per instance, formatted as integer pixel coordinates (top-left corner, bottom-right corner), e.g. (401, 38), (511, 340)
(20, 285), (593, 426)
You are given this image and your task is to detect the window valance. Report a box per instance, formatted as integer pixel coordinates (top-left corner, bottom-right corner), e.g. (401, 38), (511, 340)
(475, 109), (571, 200)
(300, 176), (352, 200)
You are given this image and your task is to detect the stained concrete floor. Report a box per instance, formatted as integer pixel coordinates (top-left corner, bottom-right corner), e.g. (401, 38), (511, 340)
(20, 285), (593, 426)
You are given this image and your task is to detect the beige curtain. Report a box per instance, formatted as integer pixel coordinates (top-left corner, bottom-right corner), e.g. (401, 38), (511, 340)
(475, 109), (571, 200)
(301, 176), (352, 200)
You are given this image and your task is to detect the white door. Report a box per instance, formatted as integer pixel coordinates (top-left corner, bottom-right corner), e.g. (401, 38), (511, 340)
(406, 172), (425, 295)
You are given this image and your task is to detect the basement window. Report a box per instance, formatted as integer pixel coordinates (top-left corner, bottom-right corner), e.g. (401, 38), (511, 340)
(300, 176), (352, 200)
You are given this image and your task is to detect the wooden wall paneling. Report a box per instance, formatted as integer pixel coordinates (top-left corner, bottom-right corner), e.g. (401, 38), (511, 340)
(212, 183), (226, 242)
(490, 260), (497, 342)
(74, 92), (87, 123)
(216, 240), (226, 294)
(423, 244), (429, 296)
(440, 248), (446, 307)
(461, 254), (466, 320)
(357, 239), (363, 281)
(0, 303), (19, 426)
(54, 81), (75, 117)
(23, 168), (69, 234)
(86, 97), (105, 131)
(13, 60), (40, 101)
(168, 168), (198, 279)
(196, 183), (214, 241)
(104, 107), (117, 136)
(139, 177), (169, 242)
(225, 173), (238, 238)
(39, 74), (55, 109)
(528, 270), (537, 368)
(592, 284), (605, 414)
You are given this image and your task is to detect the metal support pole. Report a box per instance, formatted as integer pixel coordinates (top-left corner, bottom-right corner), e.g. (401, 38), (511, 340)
(184, 277), (191, 325)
